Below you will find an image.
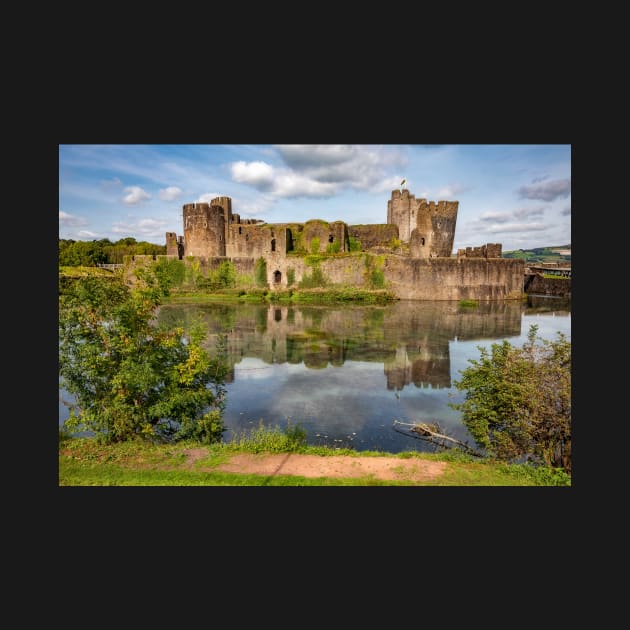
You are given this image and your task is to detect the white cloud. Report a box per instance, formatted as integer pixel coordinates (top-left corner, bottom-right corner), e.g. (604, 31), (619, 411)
(99, 177), (122, 193)
(513, 206), (546, 219)
(231, 161), (275, 187)
(436, 183), (470, 198)
(59, 211), (88, 227)
(77, 230), (99, 238)
(518, 178), (570, 201)
(122, 186), (151, 205)
(272, 172), (338, 198)
(112, 217), (169, 240)
(231, 146), (409, 200)
(485, 222), (550, 234)
(159, 186), (183, 201)
(197, 192), (222, 204)
(479, 211), (512, 223)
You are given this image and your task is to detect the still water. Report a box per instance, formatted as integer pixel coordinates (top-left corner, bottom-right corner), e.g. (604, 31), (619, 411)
(59, 297), (570, 454)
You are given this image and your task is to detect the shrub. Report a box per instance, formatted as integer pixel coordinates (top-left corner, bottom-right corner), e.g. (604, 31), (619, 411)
(254, 257), (267, 287)
(59, 269), (229, 444)
(310, 237), (320, 254)
(348, 237), (362, 252)
(451, 325), (571, 472)
(287, 267), (296, 287)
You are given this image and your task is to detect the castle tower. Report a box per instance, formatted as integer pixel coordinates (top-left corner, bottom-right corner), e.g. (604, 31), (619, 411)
(387, 189), (415, 242)
(165, 232), (180, 257)
(182, 202), (226, 257)
(210, 196), (233, 227)
(387, 189), (458, 258)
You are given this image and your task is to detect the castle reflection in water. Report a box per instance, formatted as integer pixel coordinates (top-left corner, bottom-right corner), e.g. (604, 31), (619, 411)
(157, 297), (568, 394)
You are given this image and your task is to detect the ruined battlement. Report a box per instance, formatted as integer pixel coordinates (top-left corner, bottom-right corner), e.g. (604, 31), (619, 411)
(457, 243), (502, 259)
(164, 189), (518, 300)
(386, 189), (458, 256)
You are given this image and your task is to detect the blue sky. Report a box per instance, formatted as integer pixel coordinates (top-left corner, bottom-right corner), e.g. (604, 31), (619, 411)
(59, 144), (571, 251)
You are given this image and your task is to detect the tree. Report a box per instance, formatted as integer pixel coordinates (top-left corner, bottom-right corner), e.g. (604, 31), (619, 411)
(59, 266), (228, 444)
(450, 325), (571, 472)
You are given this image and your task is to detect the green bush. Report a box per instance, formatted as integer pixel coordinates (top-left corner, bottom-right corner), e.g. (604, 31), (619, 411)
(310, 237), (320, 254)
(370, 268), (385, 288)
(348, 237), (362, 252)
(451, 324), (571, 473)
(59, 270), (228, 444)
(298, 265), (329, 288)
(326, 240), (341, 254)
(287, 267), (295, 287)
(254, 257), (267, 287)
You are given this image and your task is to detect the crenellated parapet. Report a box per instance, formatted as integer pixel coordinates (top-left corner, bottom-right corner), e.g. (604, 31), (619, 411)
(387, 189), (458, 257)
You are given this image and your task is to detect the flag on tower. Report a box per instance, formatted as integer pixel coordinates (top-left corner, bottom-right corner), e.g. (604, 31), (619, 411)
(400, 178), (406, 188)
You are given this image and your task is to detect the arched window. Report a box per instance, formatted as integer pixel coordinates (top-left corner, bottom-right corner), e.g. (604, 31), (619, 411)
(273, 270), (281, 284)
(328, 234), (334, 243)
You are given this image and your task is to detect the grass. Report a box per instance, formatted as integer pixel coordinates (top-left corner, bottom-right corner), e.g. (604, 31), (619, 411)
(59, 266), (120, 277)
(163, 287), (397, 305)
(59, 427), (571, 486)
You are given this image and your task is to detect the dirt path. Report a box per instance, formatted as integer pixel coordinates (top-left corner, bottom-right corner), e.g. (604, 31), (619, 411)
(185, 449), (447, 482)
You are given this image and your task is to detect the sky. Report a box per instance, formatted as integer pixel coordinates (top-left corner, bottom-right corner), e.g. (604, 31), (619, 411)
(59, 144), (571, 252)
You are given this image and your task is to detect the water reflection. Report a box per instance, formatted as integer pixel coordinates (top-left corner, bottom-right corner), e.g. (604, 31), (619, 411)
(151, 298), (570, 453)
(59, 297), (570, 453)
(158, 300), (524, 392)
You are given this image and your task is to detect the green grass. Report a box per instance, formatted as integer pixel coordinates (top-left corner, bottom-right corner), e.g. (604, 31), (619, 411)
(59, 432), (570, 486)
(163, 287), (397, 305)
(459, 299), (479, 307)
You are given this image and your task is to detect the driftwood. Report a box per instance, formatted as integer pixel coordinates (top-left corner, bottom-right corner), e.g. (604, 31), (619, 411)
(392, 420), (483, 457)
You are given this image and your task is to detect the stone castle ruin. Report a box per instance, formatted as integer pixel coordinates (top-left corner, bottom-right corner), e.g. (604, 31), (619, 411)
(162, 189), (523, 301)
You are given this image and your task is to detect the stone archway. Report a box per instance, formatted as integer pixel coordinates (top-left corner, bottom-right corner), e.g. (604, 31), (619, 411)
(273, 270), (282, 284)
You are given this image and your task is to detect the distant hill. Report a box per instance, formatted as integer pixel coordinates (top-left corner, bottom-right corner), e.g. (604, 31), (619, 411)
(503, 245), (571, 263)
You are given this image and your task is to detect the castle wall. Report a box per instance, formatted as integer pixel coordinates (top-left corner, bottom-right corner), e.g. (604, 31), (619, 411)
(388, 190), (458, 257)
(348, 224), (399, 249)
(301, 220), (348, 253)
(383, 257), (524, 300)
(457, 243), (502, 258)
(524, 274), (571, 297)
(258, 254), (523, 300)
(183, 203), (225, 257)
(210, 196), (232, 227)
(166, 232), (179, 257)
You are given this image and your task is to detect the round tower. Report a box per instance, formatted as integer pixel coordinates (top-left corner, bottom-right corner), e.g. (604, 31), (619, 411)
(183, 202), (226, 257)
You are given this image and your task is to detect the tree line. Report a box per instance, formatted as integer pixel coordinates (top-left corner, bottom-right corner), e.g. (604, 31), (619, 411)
(59, 237), (166, 266)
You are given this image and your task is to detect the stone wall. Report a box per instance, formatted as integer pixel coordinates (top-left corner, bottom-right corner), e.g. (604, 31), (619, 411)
(348, 224), (399, 250)
(183, 203), (225, 257)
(301, 220), (348, 253)
(457, 243), (503, 258)
(387, 189), (458, 257)
(524, 274), (571, 297)
(261, 254), (523, 300)
(383, 257), (524, 300)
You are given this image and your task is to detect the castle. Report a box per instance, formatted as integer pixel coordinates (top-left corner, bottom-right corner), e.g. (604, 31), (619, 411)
(164, 189), (523, 301)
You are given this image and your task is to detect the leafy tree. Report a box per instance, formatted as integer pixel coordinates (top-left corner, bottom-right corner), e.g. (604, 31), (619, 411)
(59, 240), (107, 266)
(59, 267), (228, 444)
(451, 325), (571, 472)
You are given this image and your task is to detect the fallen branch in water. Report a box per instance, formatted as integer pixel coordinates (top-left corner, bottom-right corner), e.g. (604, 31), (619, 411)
(392, 420), (484, 457)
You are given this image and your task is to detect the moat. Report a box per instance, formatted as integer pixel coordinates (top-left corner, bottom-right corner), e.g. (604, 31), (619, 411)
(59, 296), (571, 453)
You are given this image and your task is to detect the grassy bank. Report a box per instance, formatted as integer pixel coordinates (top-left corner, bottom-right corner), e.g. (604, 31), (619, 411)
(165, 287), (397, 305)
(58, 435), (571, 487)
